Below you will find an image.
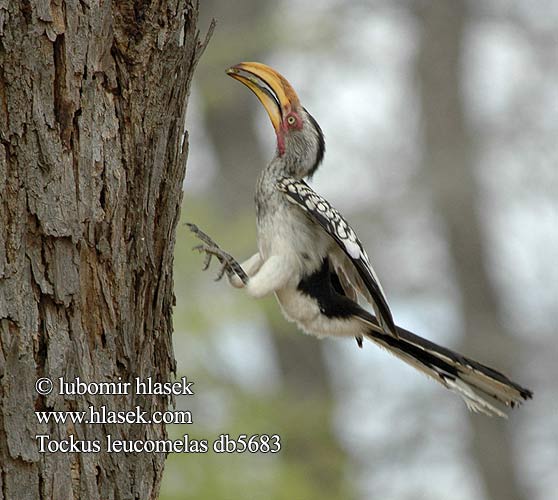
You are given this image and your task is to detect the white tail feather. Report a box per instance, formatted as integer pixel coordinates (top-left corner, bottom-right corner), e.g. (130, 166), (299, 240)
(445, 378), (507, 418)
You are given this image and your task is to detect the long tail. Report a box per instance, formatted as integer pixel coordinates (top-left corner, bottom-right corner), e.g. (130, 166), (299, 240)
(364, 325), (533, 417)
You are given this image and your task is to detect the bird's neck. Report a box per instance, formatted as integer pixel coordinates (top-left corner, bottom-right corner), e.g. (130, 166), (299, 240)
(273, 112), (325, 179)
(266, 154), (308, 180)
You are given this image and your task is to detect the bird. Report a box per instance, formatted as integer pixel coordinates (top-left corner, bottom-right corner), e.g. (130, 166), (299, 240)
(188, 61), (532, 417)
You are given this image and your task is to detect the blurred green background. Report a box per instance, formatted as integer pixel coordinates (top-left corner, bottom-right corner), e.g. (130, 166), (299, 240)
(161, 1), (557, 499)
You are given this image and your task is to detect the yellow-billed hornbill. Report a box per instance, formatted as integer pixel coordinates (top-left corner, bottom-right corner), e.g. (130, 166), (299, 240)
(188, 62), (532, 417)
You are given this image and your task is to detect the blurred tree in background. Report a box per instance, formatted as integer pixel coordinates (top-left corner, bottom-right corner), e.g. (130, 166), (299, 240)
(163, 1), (557, 499)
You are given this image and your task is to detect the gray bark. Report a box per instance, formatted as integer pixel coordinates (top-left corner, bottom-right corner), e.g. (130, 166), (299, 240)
(0, 1), (210, 498)
(417, 2), (527, 500)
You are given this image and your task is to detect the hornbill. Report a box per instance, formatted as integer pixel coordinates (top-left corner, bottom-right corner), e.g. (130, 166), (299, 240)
(188, 62), (532, 417)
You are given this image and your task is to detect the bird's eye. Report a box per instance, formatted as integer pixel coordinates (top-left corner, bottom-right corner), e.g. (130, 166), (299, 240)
(287, 115), (296, 126)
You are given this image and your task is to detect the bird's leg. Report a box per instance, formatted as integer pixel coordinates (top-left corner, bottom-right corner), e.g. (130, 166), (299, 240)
(187, 223), (248, 285)
(229, 253), (263, 288)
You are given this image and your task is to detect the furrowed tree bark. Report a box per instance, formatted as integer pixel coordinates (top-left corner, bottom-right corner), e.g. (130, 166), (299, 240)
(0, 1), (210, 499)
(417, 2), (527, 500)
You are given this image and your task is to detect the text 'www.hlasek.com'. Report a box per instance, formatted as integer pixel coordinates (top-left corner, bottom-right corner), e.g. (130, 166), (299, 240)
(34, 376), (281, 454)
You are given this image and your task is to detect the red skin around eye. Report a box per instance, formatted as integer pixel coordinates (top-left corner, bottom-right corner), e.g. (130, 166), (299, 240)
(286, 112), (303, 130)
(277, 112), (302, 155)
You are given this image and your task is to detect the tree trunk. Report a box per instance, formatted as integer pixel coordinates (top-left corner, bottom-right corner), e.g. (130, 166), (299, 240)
(417, 2), (527, 500)
(0, 1), (209, 499)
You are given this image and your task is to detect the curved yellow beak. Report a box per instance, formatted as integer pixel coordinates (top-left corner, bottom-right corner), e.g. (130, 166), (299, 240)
(226, 62), (300, 134)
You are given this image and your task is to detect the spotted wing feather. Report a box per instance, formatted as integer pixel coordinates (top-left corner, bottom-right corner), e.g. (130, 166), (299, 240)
(277, 177), (396, 335)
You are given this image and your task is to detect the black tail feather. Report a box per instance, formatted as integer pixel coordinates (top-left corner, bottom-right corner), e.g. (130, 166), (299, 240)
(364, 325), (532, 417)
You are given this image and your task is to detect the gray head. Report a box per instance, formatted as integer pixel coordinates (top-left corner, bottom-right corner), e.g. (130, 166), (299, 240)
(227, 62), (325, 179)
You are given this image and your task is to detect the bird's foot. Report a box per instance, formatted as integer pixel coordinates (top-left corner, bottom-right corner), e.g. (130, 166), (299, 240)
(186, 223), (248, 285)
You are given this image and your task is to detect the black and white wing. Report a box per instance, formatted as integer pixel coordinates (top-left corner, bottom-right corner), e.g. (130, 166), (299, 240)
(277, 177), (397, 336)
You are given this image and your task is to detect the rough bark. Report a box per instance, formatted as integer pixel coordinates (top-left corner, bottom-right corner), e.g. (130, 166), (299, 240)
(0, 1), (210, 499)
(417, 2), (527, 500)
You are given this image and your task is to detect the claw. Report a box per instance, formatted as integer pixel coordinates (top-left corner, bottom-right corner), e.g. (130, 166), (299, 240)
(192, 244), (213, 270)
(191, 241), (235, 280)
(187, 222), (249, 285)
(187, 223), (221, 248)
(202, 253), (213, 271)
(215, 263), (227, 281)
(202, 252), (212, 271)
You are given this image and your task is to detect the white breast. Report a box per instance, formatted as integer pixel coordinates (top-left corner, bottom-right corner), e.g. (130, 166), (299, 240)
(258, 204), (330, 275)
